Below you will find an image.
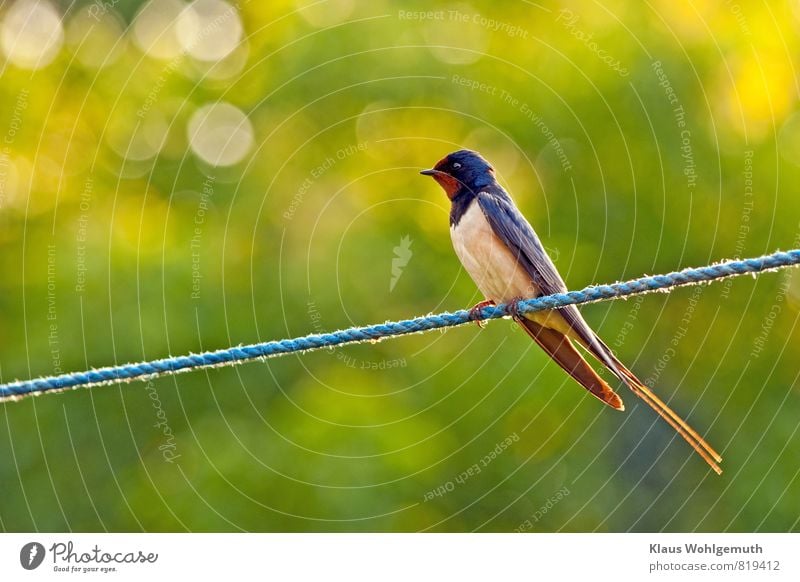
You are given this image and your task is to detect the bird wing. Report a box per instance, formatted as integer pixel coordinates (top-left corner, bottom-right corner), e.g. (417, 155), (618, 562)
(474, 189), (611, 362)
(516, 318), (624, 411)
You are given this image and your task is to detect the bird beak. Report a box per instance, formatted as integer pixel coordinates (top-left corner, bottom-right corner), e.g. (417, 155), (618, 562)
(420, 169), (437, 176)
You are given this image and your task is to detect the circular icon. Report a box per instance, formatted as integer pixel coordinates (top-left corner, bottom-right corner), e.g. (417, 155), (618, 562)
(19, 542), (45, 570)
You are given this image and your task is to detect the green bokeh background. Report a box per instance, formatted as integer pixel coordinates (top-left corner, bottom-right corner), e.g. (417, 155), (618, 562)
(1, 0), (799, 532)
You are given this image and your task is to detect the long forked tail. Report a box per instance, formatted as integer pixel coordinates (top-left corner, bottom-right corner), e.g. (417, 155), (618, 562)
(610, 358), (722, 474)
(517, 308), (722, 473)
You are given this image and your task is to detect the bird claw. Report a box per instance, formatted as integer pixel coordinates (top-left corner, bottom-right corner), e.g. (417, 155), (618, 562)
(468, 300), (495, 328)
(506, 296), (525, 320)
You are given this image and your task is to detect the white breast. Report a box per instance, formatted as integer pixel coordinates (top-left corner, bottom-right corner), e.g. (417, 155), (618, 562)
(450, 199), (538, 304)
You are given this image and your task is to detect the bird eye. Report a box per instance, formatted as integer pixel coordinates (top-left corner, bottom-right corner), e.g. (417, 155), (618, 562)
(452, 162), (461, 169)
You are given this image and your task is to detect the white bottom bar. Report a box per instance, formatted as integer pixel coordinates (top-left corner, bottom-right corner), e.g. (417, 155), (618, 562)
(1, 533), (796, 581)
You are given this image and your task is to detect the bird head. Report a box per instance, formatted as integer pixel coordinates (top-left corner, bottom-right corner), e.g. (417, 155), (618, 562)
(420, 149), (495, 199)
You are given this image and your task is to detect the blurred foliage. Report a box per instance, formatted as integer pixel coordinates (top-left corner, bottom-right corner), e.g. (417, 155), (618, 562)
(1, 0), (799, 532)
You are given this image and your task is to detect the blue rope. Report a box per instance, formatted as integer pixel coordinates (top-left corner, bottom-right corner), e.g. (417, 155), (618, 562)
(2, 249), (799, 402)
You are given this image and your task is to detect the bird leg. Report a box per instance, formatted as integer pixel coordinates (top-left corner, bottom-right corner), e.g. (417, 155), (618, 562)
(468, 299), (495, 328)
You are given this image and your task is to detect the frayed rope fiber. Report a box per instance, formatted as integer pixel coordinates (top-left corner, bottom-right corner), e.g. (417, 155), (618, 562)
(2, 249), (799, 402)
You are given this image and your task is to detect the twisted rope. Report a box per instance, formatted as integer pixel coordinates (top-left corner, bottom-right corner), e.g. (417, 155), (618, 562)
(2, 249), (799, 402)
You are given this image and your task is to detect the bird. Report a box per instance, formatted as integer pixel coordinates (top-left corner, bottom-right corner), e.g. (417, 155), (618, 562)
(421, 149), (722, 474)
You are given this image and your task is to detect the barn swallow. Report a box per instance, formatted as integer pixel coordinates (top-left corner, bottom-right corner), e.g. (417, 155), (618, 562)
(421, 149), (722, 474)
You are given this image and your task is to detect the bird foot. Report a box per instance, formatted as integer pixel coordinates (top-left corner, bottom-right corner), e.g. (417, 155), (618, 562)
(468, 300), (495, 328)
(506, 296), (525, 321)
